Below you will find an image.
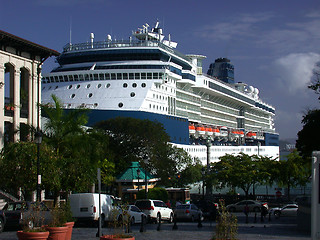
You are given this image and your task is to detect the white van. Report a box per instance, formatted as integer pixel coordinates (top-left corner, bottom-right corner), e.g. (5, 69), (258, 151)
(69, 193), (119, 225)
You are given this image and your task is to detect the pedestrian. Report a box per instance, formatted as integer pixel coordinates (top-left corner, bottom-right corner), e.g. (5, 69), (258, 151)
(166, 200), (171, 208)
(244, 204), (249, 217)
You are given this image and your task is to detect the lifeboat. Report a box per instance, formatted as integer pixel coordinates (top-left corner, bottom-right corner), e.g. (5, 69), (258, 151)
(219, 126), (228, 138)
(212, 127), (220, 137)
(189, 124), (196, 135)
(206, 126), (213, 136)
(196, 125), (205, 136)
(231, 130), (240, 139)
(239, 130), (245, 137)
(246, 131), (257, 139)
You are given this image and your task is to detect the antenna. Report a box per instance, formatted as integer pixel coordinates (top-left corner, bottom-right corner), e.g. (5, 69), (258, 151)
(69, 16), (72, 45)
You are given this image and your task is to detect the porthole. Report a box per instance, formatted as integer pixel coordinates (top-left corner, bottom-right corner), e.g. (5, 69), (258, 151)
(86, 84), (91, 89)
(123, 83), (128, 88)
(76, 85), (80, 89)
(97, 84), (102, 88)
(68, 85), (72, 89)
(94, 103), (98, 107)
(106, 83), (111, 88)
(132, 83), (137, 88)
(88, 93), (93, 98)
(130, 92), (135, 97)
(71, 94), (75, 99)
(118, 102), (123, 108)
(141, 83), (146, 88)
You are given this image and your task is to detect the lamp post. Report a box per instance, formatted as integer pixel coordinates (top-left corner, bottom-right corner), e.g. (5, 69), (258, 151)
(201, 167), (205, 197)
(143, 157), (148, 199)
(137, 169), (141, 191)
(35, 131), (42, 202)
(206, 137), (212, 196)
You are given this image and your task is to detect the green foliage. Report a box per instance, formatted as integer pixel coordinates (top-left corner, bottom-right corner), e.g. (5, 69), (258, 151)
(139, 187), (168, 202)
(213, 200), (238, 240)
(48, 206), (68, 227)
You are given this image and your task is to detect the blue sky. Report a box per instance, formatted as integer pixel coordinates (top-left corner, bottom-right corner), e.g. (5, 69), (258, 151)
(1, 0), (320, 141)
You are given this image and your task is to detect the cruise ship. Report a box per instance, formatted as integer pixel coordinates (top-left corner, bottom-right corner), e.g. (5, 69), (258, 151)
(41, 22), (279, 164)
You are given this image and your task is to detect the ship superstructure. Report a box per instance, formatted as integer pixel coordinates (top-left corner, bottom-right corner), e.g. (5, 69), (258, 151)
(42, 21), (279, 163)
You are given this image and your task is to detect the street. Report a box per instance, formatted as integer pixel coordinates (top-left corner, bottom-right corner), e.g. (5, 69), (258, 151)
(0, 213), (311, 240)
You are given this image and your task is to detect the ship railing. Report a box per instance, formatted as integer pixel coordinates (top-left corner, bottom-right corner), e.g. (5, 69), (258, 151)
(62, 40), (191, 63)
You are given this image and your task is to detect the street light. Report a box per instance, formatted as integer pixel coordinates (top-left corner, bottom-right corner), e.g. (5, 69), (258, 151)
(205, 137), (212, 196)
(201, 167), (205, 197)
(137, 169), (141, 191)
(143, 157), (148, 199)
(34, 131), (42, 202)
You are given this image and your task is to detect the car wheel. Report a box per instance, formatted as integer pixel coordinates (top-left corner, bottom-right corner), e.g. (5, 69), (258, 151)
(0, 217), (4, 233)
(253, 207), (260, 212)
(229, 207), (236, 212)
(274, 211), (280, 219)
(168, 213), (173, 223)
(156, 213), (161, 224)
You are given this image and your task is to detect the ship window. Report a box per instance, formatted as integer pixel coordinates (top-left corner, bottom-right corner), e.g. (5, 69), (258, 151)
(132, 83), (137, 88)
(79, 75), (84, 81)
(59, 76), (63, 81)
(130, 92), (135, 97)
(141, 73), (146, 79)
(111, 73), (116, 80)
(89, 74), (94, 80)
(85, 74), (89, 81)
(159, 72), (164, 79)
(86, 84), (91, 89)
(76, 84), (80, 89)
(94, 103), (98, 107)
(68, 85), (72, 89)
(99, 74), (104, 80)
(74, 75), (79, 81)
(94, 74), (99, 80)
(54, 76), (59, 82)
(105, 73), (110, 80)
(69, 75), (74, 81)
(106, 83), (111, 88)
(50, 76), (54, 82)
(123, 73), (128, 79)
(118, 102), (123, 108)
(123, 83), (128, 88)
(129, 73), (134, 79)
(153, 73), (158, 79)
(147, 73), (152, 79)
(88, 93), (93, 98)
(117, 73), (122, 79)
(64, 75), (68, 81)
(141, 83), (146, 88)
(135, 73), (140, 79)
(71, 94), (75, 98)
(97, 84), (102, 88)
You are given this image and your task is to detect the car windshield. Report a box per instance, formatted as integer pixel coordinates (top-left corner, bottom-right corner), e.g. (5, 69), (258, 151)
(135, 201), (151, 209)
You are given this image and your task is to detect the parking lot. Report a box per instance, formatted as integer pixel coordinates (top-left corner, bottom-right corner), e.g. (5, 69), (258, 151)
(0, 213), (310, 240)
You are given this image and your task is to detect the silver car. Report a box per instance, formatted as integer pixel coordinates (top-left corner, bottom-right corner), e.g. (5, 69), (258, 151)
(174, 204), (202, 222)
(226, 200), (268, 212)
(269, 204), (298, 219)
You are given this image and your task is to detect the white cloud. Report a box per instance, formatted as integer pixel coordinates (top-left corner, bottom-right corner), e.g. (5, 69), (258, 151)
(273, 52), (320, 94)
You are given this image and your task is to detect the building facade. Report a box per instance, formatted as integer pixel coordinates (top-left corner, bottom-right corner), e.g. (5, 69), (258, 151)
(0, 30), (59, 149)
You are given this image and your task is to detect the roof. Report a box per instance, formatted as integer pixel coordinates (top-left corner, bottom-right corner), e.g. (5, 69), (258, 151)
(0, 30), (60, 61)
(116, 161), (157, 182)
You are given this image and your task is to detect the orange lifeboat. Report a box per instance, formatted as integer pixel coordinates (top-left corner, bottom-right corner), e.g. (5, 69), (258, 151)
(212, 127), (220, 137)
(246, 131), (257, 139)
(196, 125), (206, 135)
(189, 124), (196, 135)
(206, 127), (213, 136)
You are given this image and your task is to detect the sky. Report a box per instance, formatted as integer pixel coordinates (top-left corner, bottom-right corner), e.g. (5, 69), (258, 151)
(1, 0), (320, 141)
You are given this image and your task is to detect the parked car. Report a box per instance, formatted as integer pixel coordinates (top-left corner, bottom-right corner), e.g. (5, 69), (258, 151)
(269, 204), (298, 219)
(125, 205), (146, 224)
(69, 193), (120, 226)
(226, 200), (268, 212)
(0, 201), (51, 229)
(0, 207), (6, 233)
(135, 199), (173, 223)
(174, 204), (203, 222)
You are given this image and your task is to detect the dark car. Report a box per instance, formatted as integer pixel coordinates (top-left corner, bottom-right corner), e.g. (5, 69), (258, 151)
(0, 208), (6, 233)
(1, 201), (52, 229)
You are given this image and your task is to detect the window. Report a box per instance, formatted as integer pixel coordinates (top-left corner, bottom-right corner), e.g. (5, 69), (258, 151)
(97, 84), (102, 88)
(106, 83), (111, 88)
(118, 102), (123, 108)
(76, 85), (80, 89)
(130, 92), (135, 97)
(141, 83), (146, 88)
(86, 84), (91, 89)
(123, 83), (128, 88)
(88, 93), (93, 98)
(129, 73), (134, 79)
(71, 94), (75, 98)
(132, 83), (137, 88)
(68, 85), (72, 89)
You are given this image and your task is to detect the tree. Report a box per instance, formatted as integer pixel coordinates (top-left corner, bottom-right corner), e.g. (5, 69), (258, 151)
(273, 150), (310, 201)
(212, 153), (274, 198)
(296, 109), (320, 160)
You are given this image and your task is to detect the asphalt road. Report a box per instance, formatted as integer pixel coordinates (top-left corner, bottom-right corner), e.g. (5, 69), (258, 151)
(1, 213), (311, 240)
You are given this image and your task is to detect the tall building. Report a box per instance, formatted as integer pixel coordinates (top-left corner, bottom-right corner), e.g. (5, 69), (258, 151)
(0, 30), (59, 149)
(207, 57), (235, 84)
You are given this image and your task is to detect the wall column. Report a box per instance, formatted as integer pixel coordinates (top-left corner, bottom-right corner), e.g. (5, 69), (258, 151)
(13, 70), (21, 142)
(0, 64), (5, 149)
